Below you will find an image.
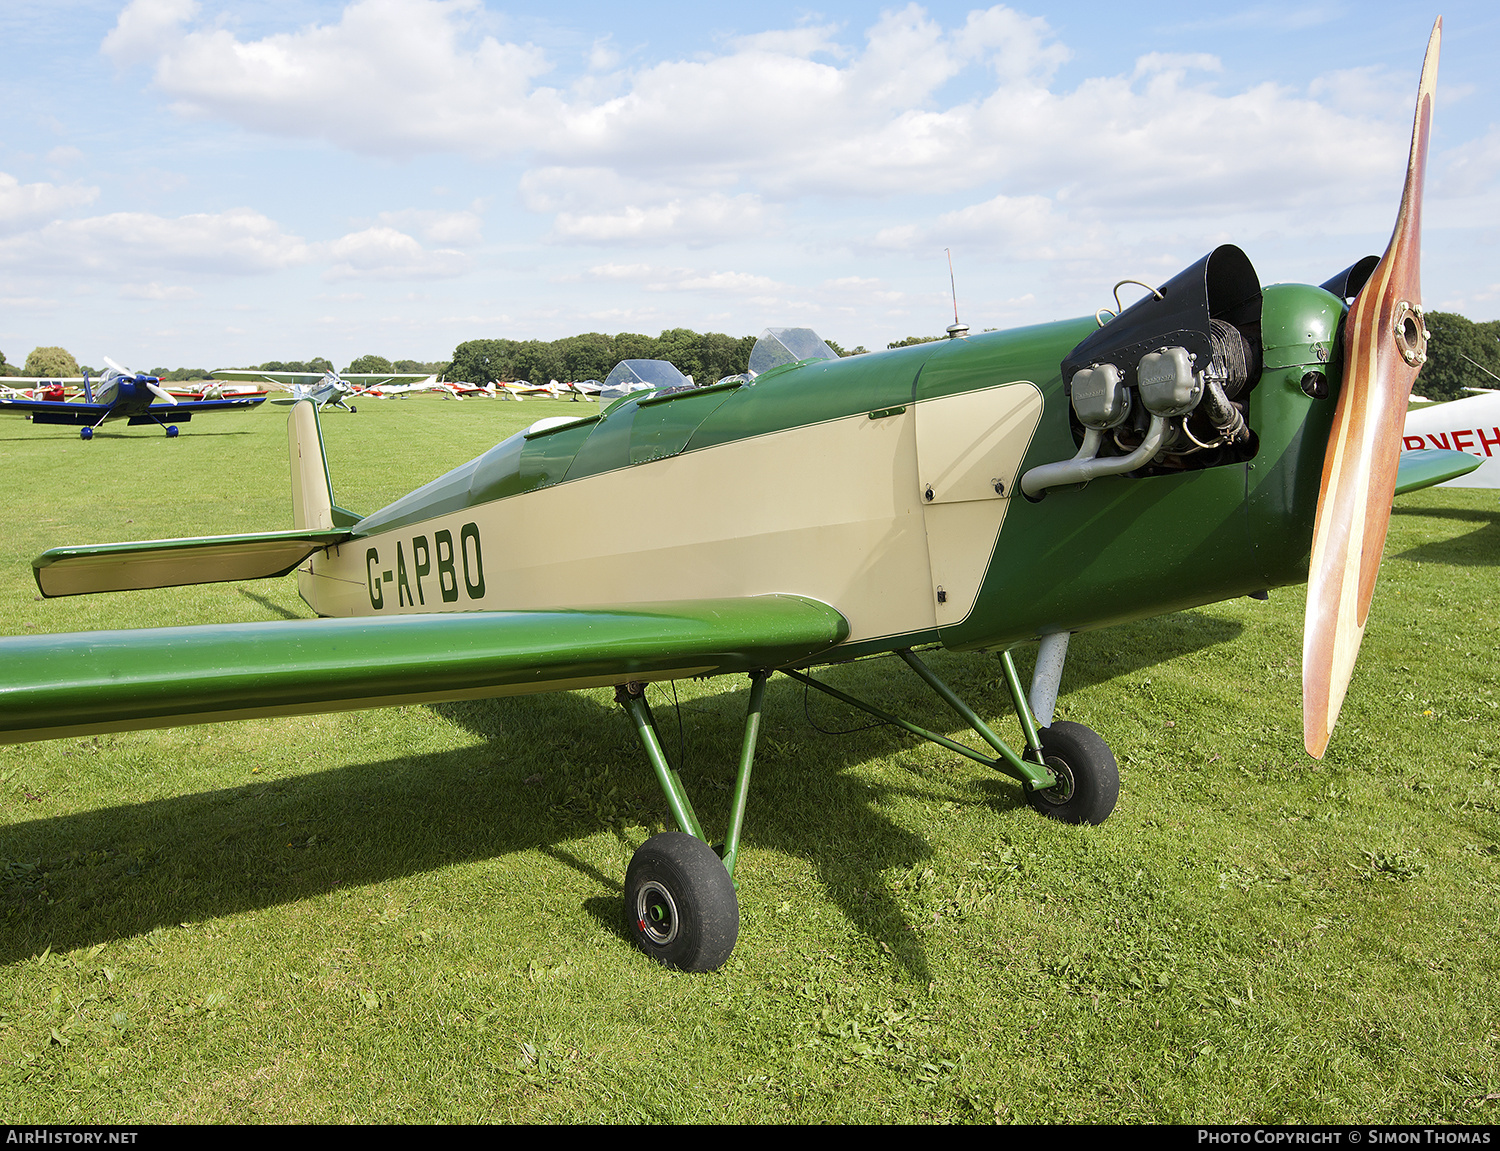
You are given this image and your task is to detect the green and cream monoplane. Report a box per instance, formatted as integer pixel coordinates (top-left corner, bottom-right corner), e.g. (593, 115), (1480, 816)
(0, 24), (1462, 972)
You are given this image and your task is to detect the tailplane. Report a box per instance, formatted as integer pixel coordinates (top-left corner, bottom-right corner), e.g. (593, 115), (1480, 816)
(31, 402), (355, 598)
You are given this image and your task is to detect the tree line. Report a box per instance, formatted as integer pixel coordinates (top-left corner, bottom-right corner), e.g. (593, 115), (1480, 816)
(1418, 313), (1500, 402)
(446, 330), (760, 386)
(10, 308), (1491, 396)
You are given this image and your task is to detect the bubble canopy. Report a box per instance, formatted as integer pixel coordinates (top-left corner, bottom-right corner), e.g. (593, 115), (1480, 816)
(748, 328), (839, 376)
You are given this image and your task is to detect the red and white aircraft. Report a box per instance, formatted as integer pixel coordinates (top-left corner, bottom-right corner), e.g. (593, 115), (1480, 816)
(1403, 390), (1500, 488)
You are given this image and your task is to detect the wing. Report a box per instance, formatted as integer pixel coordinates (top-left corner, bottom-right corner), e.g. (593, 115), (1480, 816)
(211, 369), (321, 388)
(340, 373), (435, 387)
(33, 528), (353, 597)
(0, 595), (849, 745)
(129, 395), (267, 420)
(1394, 447), (1483, 495)
(0, 397), (112, 423)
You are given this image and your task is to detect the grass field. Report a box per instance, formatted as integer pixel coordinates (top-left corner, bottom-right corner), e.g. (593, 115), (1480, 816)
(1, 397), (1497, 1123)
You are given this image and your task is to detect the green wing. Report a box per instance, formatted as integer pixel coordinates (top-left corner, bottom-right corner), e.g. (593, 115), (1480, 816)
(0, 596), (849, 745)
(1394, 448), (1482, 496)
(33, 529), (353, 597)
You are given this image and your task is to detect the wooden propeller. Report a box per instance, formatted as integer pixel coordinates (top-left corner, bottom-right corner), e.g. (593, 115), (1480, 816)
(1303, 18), (1441, 758)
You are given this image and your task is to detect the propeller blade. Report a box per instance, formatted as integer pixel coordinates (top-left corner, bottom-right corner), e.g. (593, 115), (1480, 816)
(1303, 18), (1440, 759)
(147, 381), (178, 406)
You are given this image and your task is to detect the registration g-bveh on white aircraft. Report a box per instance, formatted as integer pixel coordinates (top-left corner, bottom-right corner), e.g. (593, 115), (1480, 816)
(1403, 389), (1500, 487)
(0, 24), (1468, 973)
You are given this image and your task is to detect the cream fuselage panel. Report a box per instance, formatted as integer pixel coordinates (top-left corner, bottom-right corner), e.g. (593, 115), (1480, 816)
(915, 382), (1044, 627)
(305, 407), (941, 646)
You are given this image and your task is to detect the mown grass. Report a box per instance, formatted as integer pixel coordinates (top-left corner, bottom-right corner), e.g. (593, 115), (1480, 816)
(1, 398), (1497, 1123)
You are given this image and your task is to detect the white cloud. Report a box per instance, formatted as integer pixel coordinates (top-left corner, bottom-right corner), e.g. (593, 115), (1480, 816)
(106, 0), (557, 159)
(550, 193), (767, 246)
(101, 0), (199, 65)
(376, 207), (484, 246)
(0, 207), (312, 274)
(0, 173), (99, 235)
(119, 282), (200, 300)
(581, 263), (785, 295)
(873, 193), (1080, 259)
(100, 1), (1422, 248)
(322, 225), (470, 279)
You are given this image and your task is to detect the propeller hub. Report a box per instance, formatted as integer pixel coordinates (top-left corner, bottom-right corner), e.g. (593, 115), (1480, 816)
(1393, 300), (1429, 367)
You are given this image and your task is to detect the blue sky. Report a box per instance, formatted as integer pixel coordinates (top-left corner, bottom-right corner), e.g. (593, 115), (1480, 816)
(1, 1), (1494, 371)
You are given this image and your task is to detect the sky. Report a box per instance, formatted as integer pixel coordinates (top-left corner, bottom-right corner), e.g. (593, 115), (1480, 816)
(1, 1), (1495, 371)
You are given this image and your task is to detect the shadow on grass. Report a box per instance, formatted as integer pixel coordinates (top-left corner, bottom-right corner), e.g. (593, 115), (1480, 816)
(0, 428), (260, 443)
(235, 587), (312, 619)
(1, 609), (1243, 977)
(1390, 503), (1500, 567)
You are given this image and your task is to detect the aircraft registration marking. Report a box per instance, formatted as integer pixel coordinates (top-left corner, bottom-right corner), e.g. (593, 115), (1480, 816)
(366, 522), (486, 610)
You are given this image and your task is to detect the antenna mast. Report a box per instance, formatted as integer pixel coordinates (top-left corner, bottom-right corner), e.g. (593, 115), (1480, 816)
(945, 248), (968, 339)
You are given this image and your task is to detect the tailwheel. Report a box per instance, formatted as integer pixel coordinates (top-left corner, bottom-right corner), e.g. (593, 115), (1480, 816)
(624, 832), (738, 973)
(1025, 720), (1120, 826)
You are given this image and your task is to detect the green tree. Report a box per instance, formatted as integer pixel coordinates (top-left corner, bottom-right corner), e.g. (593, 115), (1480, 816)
(613, 332), (659, 364)
(886, 335), (941, 350)
(559, 333), (616, 382)
(699, 332), (756, 380)
(655, 328), (707, 382)
(511, 339), (563, 384)
(24, 346), (80, 377)
(258, 358), (335, 374)
(448, 339), (517, 383)
(1418, 312), (1500, 402)
(347, 354), (393, 374)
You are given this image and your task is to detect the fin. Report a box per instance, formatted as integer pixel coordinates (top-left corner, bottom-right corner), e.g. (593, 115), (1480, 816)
(288, 399), (360, 530)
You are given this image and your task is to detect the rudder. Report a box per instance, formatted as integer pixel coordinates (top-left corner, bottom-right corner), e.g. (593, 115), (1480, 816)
(288, 399), (336, 530)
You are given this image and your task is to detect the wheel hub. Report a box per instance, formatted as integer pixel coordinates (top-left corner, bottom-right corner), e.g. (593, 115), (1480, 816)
(1032, 756), (1077, 806)
(635, 880), (679, 946)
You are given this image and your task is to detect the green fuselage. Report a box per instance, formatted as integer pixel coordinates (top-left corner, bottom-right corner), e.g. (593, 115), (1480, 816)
(318, 282), (1342, 660)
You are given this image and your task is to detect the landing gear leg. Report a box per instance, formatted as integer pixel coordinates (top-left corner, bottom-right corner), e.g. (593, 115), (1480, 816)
(1024, 721), (1120, 825)
(1002, 635), (1119, 825)
(616, 674), (768, 972)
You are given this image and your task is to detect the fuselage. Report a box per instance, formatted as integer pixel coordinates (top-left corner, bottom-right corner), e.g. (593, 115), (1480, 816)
(299, 281), (1344, 662)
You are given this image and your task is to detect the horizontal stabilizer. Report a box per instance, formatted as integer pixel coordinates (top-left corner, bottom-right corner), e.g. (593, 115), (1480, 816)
(0, 595), (849, 744)
(33, 529), (352, 597)
(1394, 448), (1482, 496)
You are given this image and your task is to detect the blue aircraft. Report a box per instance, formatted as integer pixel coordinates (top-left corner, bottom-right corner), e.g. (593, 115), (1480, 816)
(0, 357), (266, 439)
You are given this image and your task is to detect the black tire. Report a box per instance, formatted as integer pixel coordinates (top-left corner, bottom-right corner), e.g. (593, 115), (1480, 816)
(1025, 720), (1120, 825)
(624, 832), (739, 973)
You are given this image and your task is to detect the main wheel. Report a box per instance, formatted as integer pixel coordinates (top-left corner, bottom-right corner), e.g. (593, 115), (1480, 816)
(165, 425), (179, 438)
(80, 427), (93, 440)
(624, 832), (739, 972)
(1025, 720), (1119, 825)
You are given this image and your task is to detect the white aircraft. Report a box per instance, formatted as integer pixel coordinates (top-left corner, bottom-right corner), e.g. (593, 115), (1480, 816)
(210, 367), (434, 413)
(1402, 389), (1500, 488)
(358, 377), (451, 399)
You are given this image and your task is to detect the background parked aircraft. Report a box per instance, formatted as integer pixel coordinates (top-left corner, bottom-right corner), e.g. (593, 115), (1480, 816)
(0, 358), (266, 439)
(1402, 389), (1500, 487)
(211, 367), (434, 412)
